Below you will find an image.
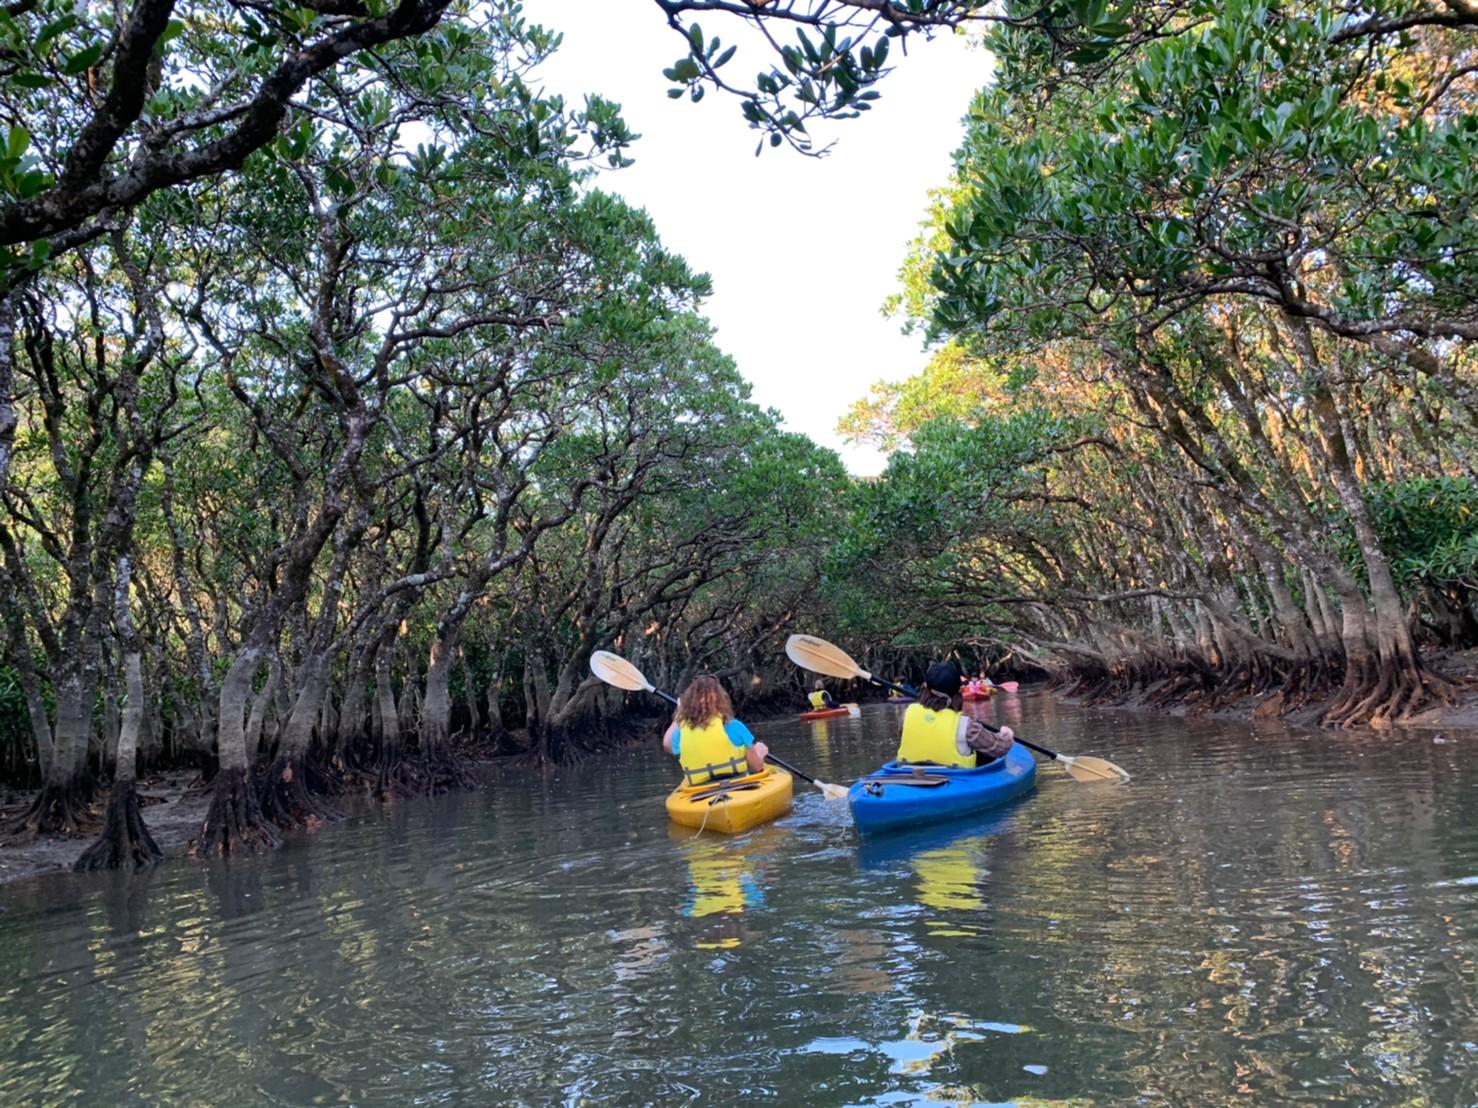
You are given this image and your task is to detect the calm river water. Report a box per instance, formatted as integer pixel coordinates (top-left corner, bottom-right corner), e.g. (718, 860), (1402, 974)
(2, 697), (1476, 1106)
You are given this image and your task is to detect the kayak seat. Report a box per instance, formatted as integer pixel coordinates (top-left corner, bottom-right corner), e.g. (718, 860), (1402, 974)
(891, 754), (1009, 775)
(688, 782), (764, 804)
(862, 776), (950, 795)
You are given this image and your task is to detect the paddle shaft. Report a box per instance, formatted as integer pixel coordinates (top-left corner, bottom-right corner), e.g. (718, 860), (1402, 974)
(648, 686), (822, 785)
(862, 675), (1064, 764)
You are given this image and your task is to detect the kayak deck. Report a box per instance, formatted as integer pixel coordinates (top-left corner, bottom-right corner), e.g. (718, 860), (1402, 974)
(666, 767), (793, 834)
(848, 743), (1036, 835)
(799, 706), (850, 720)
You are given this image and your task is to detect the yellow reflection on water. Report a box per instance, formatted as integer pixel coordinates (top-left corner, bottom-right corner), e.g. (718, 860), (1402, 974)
(914, 838), (988, 937)
(677, 836), (767, 950)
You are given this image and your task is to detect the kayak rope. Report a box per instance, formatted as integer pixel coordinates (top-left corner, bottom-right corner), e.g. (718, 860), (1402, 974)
(693, 794), (718, 837)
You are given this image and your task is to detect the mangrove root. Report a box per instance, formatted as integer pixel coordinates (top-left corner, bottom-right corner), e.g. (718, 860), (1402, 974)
(193, 767), (280, 856)
(74, 781), (163, 871)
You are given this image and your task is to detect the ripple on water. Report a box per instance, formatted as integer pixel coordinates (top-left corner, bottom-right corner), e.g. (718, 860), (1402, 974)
(1, 699), (1477, 1106)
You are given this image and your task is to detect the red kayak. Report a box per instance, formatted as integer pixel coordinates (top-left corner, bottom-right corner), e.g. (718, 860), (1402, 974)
(799, 706), (850, 720)
(961, 687), (995, 701)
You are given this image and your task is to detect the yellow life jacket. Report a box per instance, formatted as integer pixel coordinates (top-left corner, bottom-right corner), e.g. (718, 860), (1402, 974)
(808, 690), (828, 710)
(897, 702), (975, 768)
(678, 716), (748, 785)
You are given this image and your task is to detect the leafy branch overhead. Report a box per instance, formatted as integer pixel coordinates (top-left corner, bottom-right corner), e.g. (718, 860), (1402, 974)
(651, 0), (1478, 151)
(0, 0), (640, 282)
(650, 0), (1053, 153)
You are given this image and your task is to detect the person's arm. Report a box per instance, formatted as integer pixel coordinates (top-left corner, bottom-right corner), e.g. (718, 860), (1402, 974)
(822, 691), (837, 708)
(663, 720), (679, 755)
(726, 718), (769, 773)
(959, 717), (1014, 759)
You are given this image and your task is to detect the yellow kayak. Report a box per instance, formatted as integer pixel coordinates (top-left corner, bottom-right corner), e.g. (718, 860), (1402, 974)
(665, 767), (793, 834)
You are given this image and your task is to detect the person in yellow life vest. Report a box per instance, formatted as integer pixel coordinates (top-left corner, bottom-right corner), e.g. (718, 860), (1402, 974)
(807, 679), (837, 711)
(898, 661), (1014, 767)
(662, 675), (769, 785)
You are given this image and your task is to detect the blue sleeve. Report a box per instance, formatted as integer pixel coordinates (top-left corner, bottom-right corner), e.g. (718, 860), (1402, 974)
(666, 722), (680, 756)
(724, 719), (755, 748)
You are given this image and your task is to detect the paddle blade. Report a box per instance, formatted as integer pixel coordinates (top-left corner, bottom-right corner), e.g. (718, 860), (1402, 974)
(589, 650), (652, 693)
(1058, 753), (1130, 783)
(845, 702), (861, 718)
(785, 634), (866, 681)
(998, 681), (1019, 692)
(816, 780), (850, 801)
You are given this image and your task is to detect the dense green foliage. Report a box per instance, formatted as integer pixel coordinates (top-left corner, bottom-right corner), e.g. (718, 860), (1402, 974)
(0, 5), (848, 858)
(2, 0), (1477, 867)
(837, 0), (1478, 725)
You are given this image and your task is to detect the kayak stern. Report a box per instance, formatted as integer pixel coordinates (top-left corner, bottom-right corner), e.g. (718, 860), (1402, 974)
(666, 767), (794, 834)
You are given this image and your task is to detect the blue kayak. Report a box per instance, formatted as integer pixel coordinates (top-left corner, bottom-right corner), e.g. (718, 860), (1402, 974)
(848, 743), (1037, 835)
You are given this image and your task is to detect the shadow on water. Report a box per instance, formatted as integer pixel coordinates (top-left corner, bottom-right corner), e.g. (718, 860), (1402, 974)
(1, 695), (1476, 1105)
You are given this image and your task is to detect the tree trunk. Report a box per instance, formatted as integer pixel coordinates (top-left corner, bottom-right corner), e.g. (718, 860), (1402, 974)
(244, 655), (281, 768)
(1288, 317), (1453, 724)
(259, 656), (339, 830)
(196, 644), (279, 855)
(0, 295), (16, 493)
(9, 662), (94, 837)
(420, 632), (456, 752)
(76, 638), (161, 870)
(463, 651), (481, 738)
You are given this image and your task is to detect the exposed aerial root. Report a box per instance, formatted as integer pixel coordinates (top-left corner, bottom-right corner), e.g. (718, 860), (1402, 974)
(257, 756), (342, 831)
(74, 781), (163, 871)
(193, 767), (281, 856)
(5, 778), (93, 841)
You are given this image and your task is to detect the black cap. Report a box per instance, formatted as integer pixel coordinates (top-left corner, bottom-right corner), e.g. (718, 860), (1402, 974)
(924, 661), (962, 696)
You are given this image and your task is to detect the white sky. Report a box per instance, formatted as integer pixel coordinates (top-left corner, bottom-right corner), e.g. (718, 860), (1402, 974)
(524, 1), (990, 475)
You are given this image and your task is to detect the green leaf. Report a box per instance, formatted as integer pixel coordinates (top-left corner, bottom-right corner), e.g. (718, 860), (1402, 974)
(63, 43), (104, 74)
(34, 14), (77, 49)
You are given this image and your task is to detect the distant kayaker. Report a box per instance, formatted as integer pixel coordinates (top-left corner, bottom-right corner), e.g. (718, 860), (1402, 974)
(663, 675), (770, 785)
(898, 661), (1014, 767)
(808, 680), (837, 711)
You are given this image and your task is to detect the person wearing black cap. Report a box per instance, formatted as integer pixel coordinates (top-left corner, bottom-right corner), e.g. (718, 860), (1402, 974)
(897, 661), (1015, 767)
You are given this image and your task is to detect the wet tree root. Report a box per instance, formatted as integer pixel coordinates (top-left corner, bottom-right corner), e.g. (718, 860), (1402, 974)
(74, 782), (163, 871)
(5, 779), (94, 840)
(258, 756), (343, 831)
(193, 767), (281, 856)
(1325, 660), (1459, 729)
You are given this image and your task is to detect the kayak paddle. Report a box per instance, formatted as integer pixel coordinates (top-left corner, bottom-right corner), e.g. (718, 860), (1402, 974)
(783, 634), (1130, 784)
(589, 651), (850, 800)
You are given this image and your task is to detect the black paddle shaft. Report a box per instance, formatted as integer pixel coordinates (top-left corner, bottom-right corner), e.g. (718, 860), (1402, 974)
(763, 752), (818, 785)
(865, 675), (1061, 763)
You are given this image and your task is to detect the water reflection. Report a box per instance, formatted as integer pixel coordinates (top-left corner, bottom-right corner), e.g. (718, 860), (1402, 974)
(674, 833), (769, 951)
(0, 699), (1475, 1106)
(681, 838), (764, 920)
